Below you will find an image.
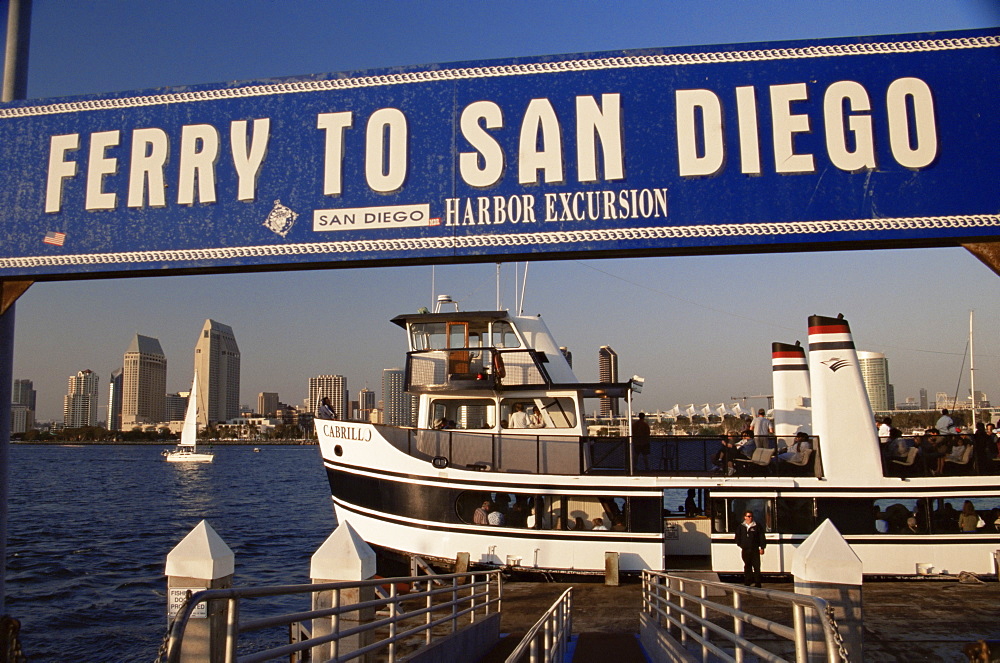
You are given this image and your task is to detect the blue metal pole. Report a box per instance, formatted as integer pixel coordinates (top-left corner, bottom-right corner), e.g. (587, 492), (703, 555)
(1, 0), (32, 617)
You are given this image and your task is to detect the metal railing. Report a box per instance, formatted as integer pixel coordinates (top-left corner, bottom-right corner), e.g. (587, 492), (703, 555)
(380, 426), (825, 477)
(503, 587), (573, 663)
(164, 570), (502, 663)
(641, 570), (845, 663)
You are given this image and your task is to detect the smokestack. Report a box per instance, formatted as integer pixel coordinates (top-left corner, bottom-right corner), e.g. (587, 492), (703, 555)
(771, 341), (811, 439)
(807, 314), (882, 485)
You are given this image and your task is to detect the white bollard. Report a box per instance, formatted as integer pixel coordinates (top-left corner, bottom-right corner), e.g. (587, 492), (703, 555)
(165, 520), (234, 663)
(792, 519), (863, 662)
(310, 522), (378, 662)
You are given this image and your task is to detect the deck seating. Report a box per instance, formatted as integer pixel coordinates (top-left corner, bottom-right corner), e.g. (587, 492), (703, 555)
(778, 448), (814, 476)
(889, 447), (920, 477)
(943, 444), (974, 475)
(734, 447), (773, 474)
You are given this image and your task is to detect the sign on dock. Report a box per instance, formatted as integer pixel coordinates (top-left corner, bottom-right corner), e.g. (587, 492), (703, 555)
(0, 29), (997, 279)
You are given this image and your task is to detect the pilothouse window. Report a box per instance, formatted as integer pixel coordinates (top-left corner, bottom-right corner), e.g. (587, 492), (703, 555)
(429, 399), (495, 429)
(491, 321), (521, 348)
(410, 322), (447, 351)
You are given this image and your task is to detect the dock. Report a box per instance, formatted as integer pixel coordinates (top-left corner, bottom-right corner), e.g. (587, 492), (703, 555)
(489, 576), (999, 661)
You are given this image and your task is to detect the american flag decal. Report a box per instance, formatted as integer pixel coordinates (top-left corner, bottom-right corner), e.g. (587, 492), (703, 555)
(43, 231), (66, 246)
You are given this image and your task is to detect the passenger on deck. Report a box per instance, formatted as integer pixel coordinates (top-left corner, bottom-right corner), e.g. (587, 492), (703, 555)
(508, 403), (531, 428)
(474, 500), (491, 525)
(735, 430), (756, 459)
(936, 409), (956, 435)
(592, 517), (609, 531)
(712, 434), (737, 476)
(633, 412), (652, 470)
(885, 428), (913, 461)
(905, 516), (921, 534)
(752, 409), (773, 449)
(684, 489), (703, 517)
(488, 506), (506, 527)
(776, 431), (812, 466)
(571, 516), (587, 530)
(317, 397), (337, 420)
(959, 500), (980, 533)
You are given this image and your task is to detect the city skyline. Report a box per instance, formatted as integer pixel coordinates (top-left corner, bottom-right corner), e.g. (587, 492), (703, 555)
(6, 1), (1000, 422)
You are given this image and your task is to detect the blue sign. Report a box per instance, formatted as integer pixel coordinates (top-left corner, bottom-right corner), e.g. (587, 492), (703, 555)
(0, 28), (997, 278)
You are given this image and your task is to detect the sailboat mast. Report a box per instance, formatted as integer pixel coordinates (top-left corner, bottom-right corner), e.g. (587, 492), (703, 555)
(969, 309), (976, 427)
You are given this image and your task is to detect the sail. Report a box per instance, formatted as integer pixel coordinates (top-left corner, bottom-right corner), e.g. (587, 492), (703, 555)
(180, 377), (199, 447)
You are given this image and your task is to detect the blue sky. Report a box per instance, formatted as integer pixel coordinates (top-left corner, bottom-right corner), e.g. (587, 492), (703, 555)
(8, 0), (999, 421)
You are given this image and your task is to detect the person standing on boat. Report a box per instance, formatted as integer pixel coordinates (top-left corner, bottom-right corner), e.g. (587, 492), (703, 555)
(509, 403), (531, 428)
(633, 412), (652, 470)
(735, 510), (766, 587)
(936, 409), (956, 435)
(751, 409), (773, 449)
(317, 397), (337, 420)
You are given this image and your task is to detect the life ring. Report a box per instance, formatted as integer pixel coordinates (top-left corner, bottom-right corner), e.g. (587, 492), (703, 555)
(491, 351), (506, 379)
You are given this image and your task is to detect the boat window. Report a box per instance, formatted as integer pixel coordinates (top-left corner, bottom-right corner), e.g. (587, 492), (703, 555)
(774, 498), (816, 534)
(815, 498), (876, 534)
(410, 322), (447, 351)
(454, 491), (639, 531)
(875, 498), (924, 534)
(712, 498), (772, 533)
(500, 397), (577, 429)
(491, 321), (521, 348)
(429, 399), (495, 430)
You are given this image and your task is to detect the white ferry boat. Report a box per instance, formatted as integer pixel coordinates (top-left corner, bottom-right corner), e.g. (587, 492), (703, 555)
(315, 304), (999, 577)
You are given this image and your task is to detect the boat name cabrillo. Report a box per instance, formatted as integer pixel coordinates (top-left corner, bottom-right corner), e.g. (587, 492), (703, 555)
(41, 77), (938, 215)
(321, 424), (372, 442)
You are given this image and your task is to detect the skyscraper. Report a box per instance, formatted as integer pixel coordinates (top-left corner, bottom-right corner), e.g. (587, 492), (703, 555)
(12, 378), (36, 412)
(193, 319), (241, 426)
(857, 351), (889, 412)
(382, 368), (410, 426)
(121, 334), (166, 429)
(63, 369), (100, 428)
(107, 368), (123, 431)
(559, 346), (573, 368)
(598, 346), (619, 418)
(309, 375), (348, 420)
(258, 392), (279, 417)
(358, 387), (376, 422)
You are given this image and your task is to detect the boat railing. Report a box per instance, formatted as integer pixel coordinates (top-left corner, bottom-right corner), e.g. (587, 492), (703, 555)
(163, 570), (502, 663)
(379, 426), (826, 477)
(406, 347), (550, 392)
(641, 570), (845, 662)
(882, 434), (999, 478)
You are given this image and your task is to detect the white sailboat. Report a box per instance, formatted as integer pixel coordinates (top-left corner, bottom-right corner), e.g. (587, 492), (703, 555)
(164, 376), (214, 463)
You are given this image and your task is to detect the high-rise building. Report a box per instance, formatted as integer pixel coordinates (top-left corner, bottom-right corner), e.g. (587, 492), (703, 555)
(107, 368), (123, 431)
(382, 368), (411, 426)
(598, 346), (619, 418)
(63, 369), (100, 428)
(10, 404), (32, 434)
(358, 388), (376, 422)
(165, 392), (189, 421)
(193, 319), (241, 426)
(12, 378), (36, 412)
(309, 375), (348, 420)
(12, 378), (36, 433)
(919, 388), (928, 409)
(857, 351), (889, 411)
(122, 334), (167, 429)
(559, 346), (573, 368)
(258, 392), (279, 417)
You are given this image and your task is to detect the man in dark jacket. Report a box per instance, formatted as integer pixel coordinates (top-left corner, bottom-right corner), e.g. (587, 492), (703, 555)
(735, 510), (766, 587)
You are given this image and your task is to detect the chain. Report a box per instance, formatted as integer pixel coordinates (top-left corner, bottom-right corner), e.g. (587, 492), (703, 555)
(823, 603), (850, 662)
(1, 615), (27, 663)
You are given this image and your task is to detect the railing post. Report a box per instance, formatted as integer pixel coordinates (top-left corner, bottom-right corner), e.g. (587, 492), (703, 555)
(310, 522), (377, 663)
(165, 520), (234, 663)
(733, 590), (743, 663)
(792, 519), (863, 662)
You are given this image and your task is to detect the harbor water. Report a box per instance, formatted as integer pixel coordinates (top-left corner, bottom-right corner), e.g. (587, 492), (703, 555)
(5, 444), (337, 662)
